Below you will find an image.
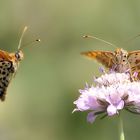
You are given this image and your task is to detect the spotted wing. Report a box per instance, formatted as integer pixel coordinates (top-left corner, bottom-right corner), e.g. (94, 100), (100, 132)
(0, 50), (15, 101)
(128, 51), (140, 78)
(81, 51), (115, 68)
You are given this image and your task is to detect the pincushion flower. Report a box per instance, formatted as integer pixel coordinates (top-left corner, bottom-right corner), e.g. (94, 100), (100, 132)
(73, 72), (140, 123)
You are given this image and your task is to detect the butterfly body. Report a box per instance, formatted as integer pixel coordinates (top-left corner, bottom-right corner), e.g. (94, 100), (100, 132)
(112, 48), (130, 72)
(0, 50), (23, 101)
(81, 48), (140, 78)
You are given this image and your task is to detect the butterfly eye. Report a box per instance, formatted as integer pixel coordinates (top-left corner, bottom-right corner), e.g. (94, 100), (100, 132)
(15, 52), (20, 60)
(15, 51), (23, 61)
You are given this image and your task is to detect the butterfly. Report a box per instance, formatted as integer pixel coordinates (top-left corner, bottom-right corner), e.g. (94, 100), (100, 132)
(0, 26), (40, 101)
(81, 48), (140, 79)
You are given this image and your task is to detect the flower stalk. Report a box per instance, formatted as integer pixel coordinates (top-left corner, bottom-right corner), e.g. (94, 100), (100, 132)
(118, 115), (125, 140)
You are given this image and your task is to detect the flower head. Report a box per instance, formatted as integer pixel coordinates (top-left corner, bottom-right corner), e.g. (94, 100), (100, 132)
(73, 72), (140, 123)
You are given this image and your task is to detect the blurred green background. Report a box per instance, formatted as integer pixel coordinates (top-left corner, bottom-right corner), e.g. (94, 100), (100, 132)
(0, 0), (140, 140)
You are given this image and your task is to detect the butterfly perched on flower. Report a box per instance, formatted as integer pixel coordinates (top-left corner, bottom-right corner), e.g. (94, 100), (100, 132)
(81, 35), (140, 79)
(0, 26), (40, 101)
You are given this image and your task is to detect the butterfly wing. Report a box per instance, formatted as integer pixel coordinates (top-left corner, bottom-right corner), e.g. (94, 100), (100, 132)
(0, 50), (13, 61)
(0, 50), (16, 101)
(128, 51), (140, 78)
(81, 51), (115, 68)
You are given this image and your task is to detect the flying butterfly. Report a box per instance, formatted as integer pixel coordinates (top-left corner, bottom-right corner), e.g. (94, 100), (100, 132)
(0, 26), (40, 101)
(81, 35), (140, 78)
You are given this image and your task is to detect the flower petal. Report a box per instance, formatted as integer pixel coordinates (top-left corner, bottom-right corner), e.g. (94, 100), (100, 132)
(87, 112), (97, 123)
(117, 100), (124, 110)
(107, 105), (117, 116)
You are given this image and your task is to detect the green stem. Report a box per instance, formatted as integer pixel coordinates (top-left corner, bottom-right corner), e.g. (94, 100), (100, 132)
(118, 115), (125, 140)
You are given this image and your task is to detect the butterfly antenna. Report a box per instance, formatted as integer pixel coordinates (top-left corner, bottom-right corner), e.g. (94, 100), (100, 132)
(22, 39), (41, 48)
(18, 26), (41, 50)
(18, 26), (28, 50)
(124, 34), (140, 43)
(83, 35), (116, 48)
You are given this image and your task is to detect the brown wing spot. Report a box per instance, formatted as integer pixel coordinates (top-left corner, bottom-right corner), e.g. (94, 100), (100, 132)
(2, 82), (6, 87)
(137, 65), (140, 69)
(2, 77), (6, 81)
(2, 62), (5, 65)
(0, 90), (4, 97)
(2, 71), (6, 75)
(135, 59), (140, 64)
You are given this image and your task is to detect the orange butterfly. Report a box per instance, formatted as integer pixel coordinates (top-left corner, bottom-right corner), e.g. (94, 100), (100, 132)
(0, 26), (40, 101)
(81, 35), (140, 79)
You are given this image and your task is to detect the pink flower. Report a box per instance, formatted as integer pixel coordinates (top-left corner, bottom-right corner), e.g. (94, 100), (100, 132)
(73, 72), (140, 123)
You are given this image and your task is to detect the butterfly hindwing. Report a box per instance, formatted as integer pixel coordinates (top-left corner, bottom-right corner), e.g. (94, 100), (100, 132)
(0, 59), (15, 101)
(0, 50), (18, 101)
(128, 51), (140, 78)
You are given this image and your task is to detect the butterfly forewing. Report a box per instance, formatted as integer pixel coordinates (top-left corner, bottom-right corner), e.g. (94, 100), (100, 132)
(81, 51), (115, 68)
